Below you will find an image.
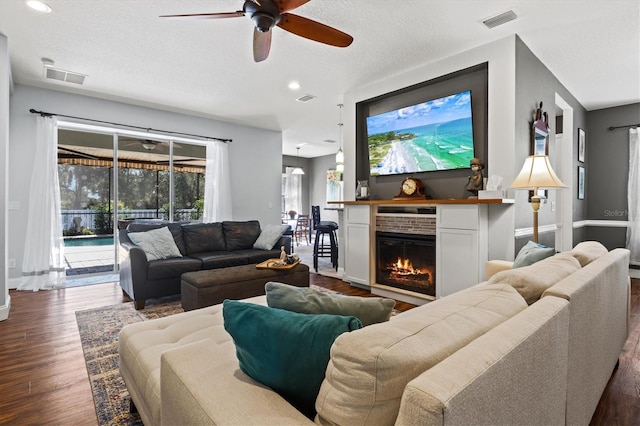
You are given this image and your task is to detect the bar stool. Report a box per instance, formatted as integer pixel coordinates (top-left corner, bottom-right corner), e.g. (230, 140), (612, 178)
(311, 205), (338, 272)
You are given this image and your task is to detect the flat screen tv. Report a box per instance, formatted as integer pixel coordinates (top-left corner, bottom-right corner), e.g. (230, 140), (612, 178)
(366, 90), (474, 176)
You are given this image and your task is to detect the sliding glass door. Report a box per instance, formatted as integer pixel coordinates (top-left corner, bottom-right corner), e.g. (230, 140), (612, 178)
(57, 127), (206, 278)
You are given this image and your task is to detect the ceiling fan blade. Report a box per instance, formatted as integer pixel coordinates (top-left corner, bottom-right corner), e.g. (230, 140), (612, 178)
(253, 28), (272, 62)
(275, 0), (310, 14)
(277, 13), (353, 47)
(159, 11), (245, 19)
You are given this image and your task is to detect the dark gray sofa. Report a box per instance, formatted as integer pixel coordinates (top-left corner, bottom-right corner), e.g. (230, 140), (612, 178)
(119, 220), (291, 309)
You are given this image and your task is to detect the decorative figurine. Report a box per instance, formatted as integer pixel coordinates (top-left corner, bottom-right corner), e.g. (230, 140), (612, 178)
(465, 158), (484, 198)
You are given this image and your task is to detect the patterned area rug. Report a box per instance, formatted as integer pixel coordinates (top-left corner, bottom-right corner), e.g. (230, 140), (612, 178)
(75, 295), (183, 425)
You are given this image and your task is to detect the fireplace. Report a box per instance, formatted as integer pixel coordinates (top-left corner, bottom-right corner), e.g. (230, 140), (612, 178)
(376, 232), (436, 297)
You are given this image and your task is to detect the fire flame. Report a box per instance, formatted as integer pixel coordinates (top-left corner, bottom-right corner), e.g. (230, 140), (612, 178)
(389, 257), (425, 276)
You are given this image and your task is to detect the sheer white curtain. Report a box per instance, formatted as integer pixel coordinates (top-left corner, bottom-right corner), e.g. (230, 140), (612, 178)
(203, 141), (233, 222)
(284, 167), (302, 214)
(627, 127), (639, 265)
(18, 116), (66, 291)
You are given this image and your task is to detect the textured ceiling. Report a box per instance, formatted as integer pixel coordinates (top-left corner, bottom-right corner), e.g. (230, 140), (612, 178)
(1, 0), (638, 158)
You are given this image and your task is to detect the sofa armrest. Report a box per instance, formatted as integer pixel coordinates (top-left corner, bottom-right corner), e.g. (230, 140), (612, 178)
(119, 235), (149, 307)
(161, 339), (313, 426)
(484, 259), (514, 280)
(276, 235), (292, 254)
(396, 296), (570, 426)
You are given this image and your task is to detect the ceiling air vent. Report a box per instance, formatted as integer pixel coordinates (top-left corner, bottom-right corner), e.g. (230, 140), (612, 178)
(482, 10), (517, 29)
(42, 58), (87, 85)
(296, 94), (316, 102)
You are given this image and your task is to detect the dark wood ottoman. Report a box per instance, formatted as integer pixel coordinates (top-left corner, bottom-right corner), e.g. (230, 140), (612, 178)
(180, 263), (310, 311)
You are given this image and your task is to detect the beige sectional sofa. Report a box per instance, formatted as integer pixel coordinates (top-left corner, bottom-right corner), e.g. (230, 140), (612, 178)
(118, 242), (630, 425)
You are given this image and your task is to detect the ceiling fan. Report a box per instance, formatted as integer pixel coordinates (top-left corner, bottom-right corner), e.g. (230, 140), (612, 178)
(121, 139), (182, 152)
(160, 0), (353, 62)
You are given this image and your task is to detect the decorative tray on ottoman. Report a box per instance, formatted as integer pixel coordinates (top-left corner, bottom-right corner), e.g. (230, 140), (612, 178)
(256, 258), (301, 270)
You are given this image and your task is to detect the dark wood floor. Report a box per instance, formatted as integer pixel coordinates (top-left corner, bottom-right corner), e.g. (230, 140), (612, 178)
(0, 276), (638, 425)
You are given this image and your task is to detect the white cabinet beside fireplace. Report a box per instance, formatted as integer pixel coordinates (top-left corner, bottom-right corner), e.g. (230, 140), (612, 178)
(436, 204), (488, 298)
(343, 205), (371, 288)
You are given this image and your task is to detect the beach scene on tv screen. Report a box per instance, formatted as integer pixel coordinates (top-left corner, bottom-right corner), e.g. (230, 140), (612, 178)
(367, 91), (474, 176)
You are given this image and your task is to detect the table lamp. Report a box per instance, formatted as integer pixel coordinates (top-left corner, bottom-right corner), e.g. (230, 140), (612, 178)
(510, 155), (566, 242)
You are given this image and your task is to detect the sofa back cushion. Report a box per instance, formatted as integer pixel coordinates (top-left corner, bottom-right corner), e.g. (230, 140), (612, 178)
(315, 284), (527, 426)
(182, 222), (226, 254)
(126, 222), (187, 255)
(569, 240), (609, 267)
(223, 220), (262, 251)
(489, 252), (581, 305)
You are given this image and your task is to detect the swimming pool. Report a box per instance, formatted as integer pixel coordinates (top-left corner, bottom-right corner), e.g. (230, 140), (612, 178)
(64, 236), (114, 247)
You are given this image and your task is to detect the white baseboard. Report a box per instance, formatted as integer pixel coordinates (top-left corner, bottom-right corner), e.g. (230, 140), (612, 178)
(8, 277), (21, 290)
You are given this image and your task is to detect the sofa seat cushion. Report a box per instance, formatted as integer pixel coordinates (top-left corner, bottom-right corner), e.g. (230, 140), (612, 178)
(189, 251), (248, 269)
(232, 248), (283, 264)
(315, 284), (527, 426)
(119, 295), (268, 426)
(223, 220), (262, 251)
(569, 240), (609, 267)
(146, 257), (202, 280)
(489, 252), (581, 305)
(183, 222), (226, 254)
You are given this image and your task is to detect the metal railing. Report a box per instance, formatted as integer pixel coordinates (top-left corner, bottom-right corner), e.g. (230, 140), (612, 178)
(62, 209), (199, 233)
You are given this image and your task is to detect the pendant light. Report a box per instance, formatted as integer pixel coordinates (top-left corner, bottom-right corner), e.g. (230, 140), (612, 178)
(336, 103), (344, 172)
(292, 146), (305, 175)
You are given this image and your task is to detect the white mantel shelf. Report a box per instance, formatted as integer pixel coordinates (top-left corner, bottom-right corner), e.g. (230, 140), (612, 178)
(330, 198), (514, 206)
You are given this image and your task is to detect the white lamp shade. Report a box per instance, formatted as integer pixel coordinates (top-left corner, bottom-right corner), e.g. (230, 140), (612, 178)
(510, 155), (566, 190)
(291, 167), (305, 175)
(335, 148), (344, 165)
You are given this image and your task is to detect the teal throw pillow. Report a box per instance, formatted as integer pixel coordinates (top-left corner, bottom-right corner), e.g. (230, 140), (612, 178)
(265, 281), (395, 327)
(513, 240), (556, 268)
(222, 300), (362, 418)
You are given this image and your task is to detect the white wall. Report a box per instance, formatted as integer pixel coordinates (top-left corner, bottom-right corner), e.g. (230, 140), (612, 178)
(343, 36), (518, 260)
(0, 33), (11, 320)
(7, 85), (283, 282)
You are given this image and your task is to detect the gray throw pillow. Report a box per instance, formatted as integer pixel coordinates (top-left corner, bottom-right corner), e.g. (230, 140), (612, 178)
(512, 240), (556, 268)
(128, 226), (183, 261)
(265, 282), (395, 326)
(253, 224), (289, 250)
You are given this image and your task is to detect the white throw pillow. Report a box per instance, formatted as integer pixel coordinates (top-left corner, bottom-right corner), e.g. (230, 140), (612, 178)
(253, 224), (289, 250)
(128, 226), (183, 261)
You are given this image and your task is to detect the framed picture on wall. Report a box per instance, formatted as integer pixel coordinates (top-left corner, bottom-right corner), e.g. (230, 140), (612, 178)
(578, 128), (586, 162)
(578, 166), (585, 199)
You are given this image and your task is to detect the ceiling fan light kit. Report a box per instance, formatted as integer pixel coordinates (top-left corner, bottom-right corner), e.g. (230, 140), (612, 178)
(161, 0), (353, 62)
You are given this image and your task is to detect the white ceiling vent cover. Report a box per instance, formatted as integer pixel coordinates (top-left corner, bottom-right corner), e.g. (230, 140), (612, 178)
(42, 59), (87, 85)
(296, 94), (316, 102)
(482, 10), (517, 29)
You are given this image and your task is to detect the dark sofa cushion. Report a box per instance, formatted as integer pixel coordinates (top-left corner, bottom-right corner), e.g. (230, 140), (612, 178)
(223, 220), (261, 251)
(182, 222), (226, 254)
(127, 222), (187, 255)
(189, 252), (249, 269)
(233, 249), (283, 264)
(147, 257), (203, 280)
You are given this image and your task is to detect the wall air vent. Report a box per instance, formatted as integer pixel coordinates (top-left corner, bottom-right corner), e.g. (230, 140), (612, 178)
(296, 94), (316, 102)
(482, 10), (517, 29)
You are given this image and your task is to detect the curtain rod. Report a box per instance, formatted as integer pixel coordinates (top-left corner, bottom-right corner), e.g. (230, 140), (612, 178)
(28, 108), (233, 143)
(608, 123), (640, 131)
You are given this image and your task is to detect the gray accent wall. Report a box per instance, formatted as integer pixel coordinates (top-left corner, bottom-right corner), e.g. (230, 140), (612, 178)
(585, 102), (640, 249)
(7, 84), (283, 282)
(514, 36), (588, 252)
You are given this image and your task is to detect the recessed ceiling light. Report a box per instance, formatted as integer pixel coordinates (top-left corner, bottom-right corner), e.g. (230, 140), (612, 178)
(26, 0), (52, 13)
(288, 81), (301, 90)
